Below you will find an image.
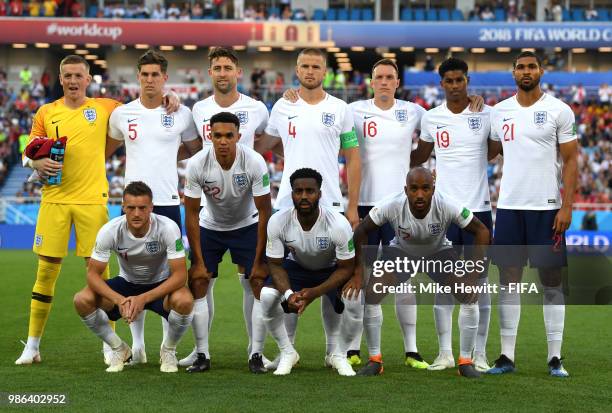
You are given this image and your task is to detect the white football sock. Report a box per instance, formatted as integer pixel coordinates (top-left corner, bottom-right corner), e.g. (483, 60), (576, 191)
(458, 303), (479, 360)
(499, 284), (521, 361)
(261, 287), (295, 353)
(543, 286), (565, 362)
(364, 303), (383, 357)
(192, 297), (210, 358)
(82, 309), (122, 349)
(161, 316), (169, 344)
(475, 277), (491, 355)
(26, 336), (41, 351)
(163, 310), (193, 350)
(433, 291), (455, 356)
(284, 313), (298, 345)
(129, 310), (146, 350)
(239, 273), (255, 355)
(321, 295), (342, 355)
(250, 299), (267, 357)
(395, 287), (418, 353)
(206, 278), (216, 331)
(340, 291), (363, 354)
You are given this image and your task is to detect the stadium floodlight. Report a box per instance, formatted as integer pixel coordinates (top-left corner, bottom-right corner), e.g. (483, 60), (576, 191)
(337, 57), (350, 63)
(554, 47), (562, 52)
(572, 48), (586, 53)
(233, 45), (246, 51)
(282, 46), (296, 51)
(425, 48), (439, 54)
(335, 53), (348, 58)
(383, 52), (396, 58)
(400, 47), (414, 52)
(257, 46), (272, 52)
(85, 43), (99, 48)
(471, 48), (486, 53)
(351, 46), (365, 52)
(35, 43), (50, 48)
(62, 44), (77, 49)
(12, 43), (27, 48)
(94, 60), (106, 65)
(135, 44), (149, 49)
(327, 47), (340, 52)
(599, 47), (612, 52)
(497, 47), (511, 52)
(183, 45), (197, 50)
(75, 49), (89, 55)
(159, 45), (174, 51)
(85, 54), (98, 60)
(521, 48), (535, 52)
(450, 47), (464, 52)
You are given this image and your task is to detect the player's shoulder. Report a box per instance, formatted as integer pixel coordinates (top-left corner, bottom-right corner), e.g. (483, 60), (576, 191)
(397, 99), (425, 112)
(324, 93), (349, 108)
(492, 95), (517, 110)
(269, 207), (293, 227)
(153, 213), (180, 233)
(192, 96), (215, 111)
(240, 93), (266, 108)
(91, 97), (122, 113)
(541, 93), (572, 112)
(100, 215), (126, 235)
(348, 99), (369, 110)
(175, 104), (194, 117)
(239, 143), (264, 162)
(321, 206), (351, 230)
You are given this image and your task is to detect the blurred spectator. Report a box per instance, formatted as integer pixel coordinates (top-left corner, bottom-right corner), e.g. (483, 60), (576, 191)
(234, 0), (244, 19)
(9, 0), (23, 16)
(0, 1), (6, 15)
(179, 4), (191, 20)
(244, 5), (256, 19)
(424, 55), (435, 72)
(281, 5), (291, 20)
(423, 84), (439, 108)
(255, 3), (265, 20)
(598, 83), (610, 104)
(572, 84), (586, 105)
(70, 0), (83, 17)
(167, 3), (180, 19)
(192, 2), (203, 19)
(585, 6), (598, 21)
(480, 6), (494, 21)
(28, 0), (41, 16)
(19, 66), (32, 89)
(551, 2), (562, 22)
(151, 3), (166, 19)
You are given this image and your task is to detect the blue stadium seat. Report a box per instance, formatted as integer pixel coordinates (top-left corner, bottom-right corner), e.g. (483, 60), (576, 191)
(438, 9), (450, 21)
(350, 8), (361, 20)
(413, 8), (425, 20)
(362, 8), (374, 20)
(400, 8), (412, 21)
(337, 8), (349, 20)
(268, 7), (280, 18)
(326, 8), (337, 20)
(572, 8), (584, 21)
(312, 8), (325, 21)
(562, 8), (571, 21)
(596, 9), (609, 21)
(451, 9), (464, 20)
(426, 9), (437, 21)
(494, 8), (506, 21)
(292, 9), (307, 21)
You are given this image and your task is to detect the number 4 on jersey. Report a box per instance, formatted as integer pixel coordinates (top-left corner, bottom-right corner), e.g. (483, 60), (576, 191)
(288, 121), (296, 139)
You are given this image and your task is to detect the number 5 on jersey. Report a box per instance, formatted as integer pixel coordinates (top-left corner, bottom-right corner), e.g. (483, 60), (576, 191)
(128, 123), (137, 140)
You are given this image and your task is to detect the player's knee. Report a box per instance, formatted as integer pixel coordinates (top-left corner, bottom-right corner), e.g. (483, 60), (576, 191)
(499, 266), (522, 284)
(73, 288), (95, 315)
(538, 268), (562, 287)
(169, 288), (194, 315)
(39, 255), (62, 264)
(343, 298), (363, 320)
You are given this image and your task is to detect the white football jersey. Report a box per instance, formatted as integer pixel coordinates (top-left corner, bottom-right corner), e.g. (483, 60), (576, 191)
(266, 94), (358, 212)
(490, 93), (577, 210)
(420, 103), (492, 212)
(184, 144), (270, 231)
(266, 206), (355, 271)
(108, 100), (198, 206)
(192, 93), (269, 148)
(370, 191), (473, 257)
(91, 213), (185, 284)
(351, 99), (425, 205)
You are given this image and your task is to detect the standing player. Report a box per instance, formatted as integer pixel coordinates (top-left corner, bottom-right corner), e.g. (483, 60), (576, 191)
(73, 181), (193, 373)
(340, 58), (428, 370)
(353, 168), (490, 378)
(15, 55), (122, 365)
(261, 168), (356, 376)
(260, 48), (360, 363)
(487, 52), (577, 377)
(182, 112), (272, 373)
(411, 57), (495, 372)
(182, 47), (270, 368)
(107, 50), (200, 363)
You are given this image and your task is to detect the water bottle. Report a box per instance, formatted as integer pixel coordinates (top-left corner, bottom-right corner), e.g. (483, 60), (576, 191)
(47, 140), (65, 185)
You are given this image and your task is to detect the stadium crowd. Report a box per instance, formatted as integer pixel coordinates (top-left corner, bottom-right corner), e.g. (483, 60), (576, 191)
(0, 65), (609, 205)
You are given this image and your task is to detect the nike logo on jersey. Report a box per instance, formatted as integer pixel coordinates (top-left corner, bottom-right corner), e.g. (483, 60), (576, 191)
(127, 118), (137, 123)
(364, 115), (375, 119)
(51, 120), (60, 124)
(503, 118), (513, 122)
(288, 115), (298, 120)
(203, 118), (210, 123)
(204, 180), (216, 184)
(436, 125), (446, 129)
(117, 247), (128, 251)
(286, 240), (296, 243)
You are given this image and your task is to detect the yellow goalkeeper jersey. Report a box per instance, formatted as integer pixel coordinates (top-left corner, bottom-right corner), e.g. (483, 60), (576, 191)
(29, 97), (121, 204)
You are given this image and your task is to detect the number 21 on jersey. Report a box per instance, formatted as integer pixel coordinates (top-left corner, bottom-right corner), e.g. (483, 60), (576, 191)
(502, 123), (515, 141)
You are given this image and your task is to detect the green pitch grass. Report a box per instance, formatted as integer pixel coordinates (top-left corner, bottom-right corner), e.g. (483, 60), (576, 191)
(1, 250), (611, 412)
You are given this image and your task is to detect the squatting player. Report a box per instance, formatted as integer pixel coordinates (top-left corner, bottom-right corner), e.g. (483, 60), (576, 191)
(182, 112), (272, 373)
(352, 167), (490, 378)
(73, 181), (193, 373)
(261, 168), (356, 376)
(411, 57), (496, 372)
(487, 51), (577, 378)
(107, 50), (200, 363)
